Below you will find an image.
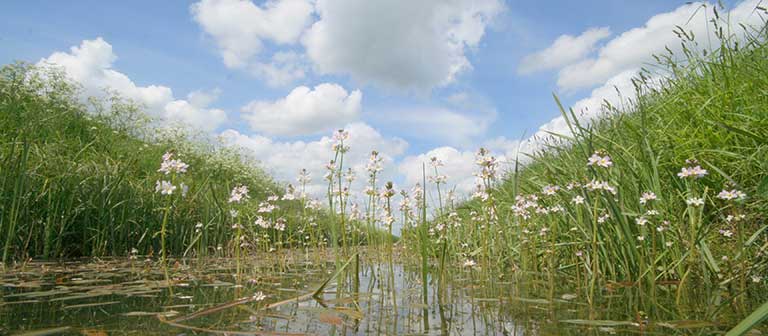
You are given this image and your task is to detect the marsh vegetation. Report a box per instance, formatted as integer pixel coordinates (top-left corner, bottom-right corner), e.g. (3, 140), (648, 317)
(1, 8), (767, 336)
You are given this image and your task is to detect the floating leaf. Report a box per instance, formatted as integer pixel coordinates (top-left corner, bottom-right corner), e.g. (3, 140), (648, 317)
(13, 326), (71, 336)
(560, 319), (640, 327)
(657, 320), (716, 329)
(318, 313), (344, 326)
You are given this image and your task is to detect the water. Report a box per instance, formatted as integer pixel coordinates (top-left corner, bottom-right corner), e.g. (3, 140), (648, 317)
(0, 250), (756, 335)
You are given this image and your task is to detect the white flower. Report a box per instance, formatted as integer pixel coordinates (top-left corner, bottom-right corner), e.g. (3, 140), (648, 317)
(549, 205), (565, 213)
(635, 216), (648, 226)
(645, 209), (659, 216)
(752, 275), (763, 283)
(463, 259), (477, 268)
(251, 291), (267, 301)
(228, 185), (249, 203)
(597, 155), (613, 168)
(686, 197), (705, 207)
(585, 180), (617, 194)
(158, 153), (189, 175)
(297, 169), (311, 185)
(571, 195), (585, 205)
(258, 202), (277, 213)
(542, 185), (560, 196)
(719, 229), (734, 238)
(639, 192), (657, 204)
(665, 241), (673, 247)
(229, 209), (239, 218)
(156, 180), (176, 195)
(587, 152), (612, 168)
(677, 165), (708, 179)
(587, 153), (601, 166)
(717, 189), (746, 201)
(637, 235), (645, 241)
(428, 174), (448, 184)
(332, 129), (349, 142)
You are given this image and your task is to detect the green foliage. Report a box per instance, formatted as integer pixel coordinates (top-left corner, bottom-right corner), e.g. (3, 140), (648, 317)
(403, 13), (768, 316)
(0, 62), (333, 260)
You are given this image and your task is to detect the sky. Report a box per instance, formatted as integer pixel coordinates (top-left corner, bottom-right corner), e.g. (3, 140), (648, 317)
(1, 0), (765, 203)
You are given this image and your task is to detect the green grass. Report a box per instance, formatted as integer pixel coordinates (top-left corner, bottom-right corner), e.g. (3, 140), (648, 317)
(403, 13), (768, 310)
(0, 62), (367, 261)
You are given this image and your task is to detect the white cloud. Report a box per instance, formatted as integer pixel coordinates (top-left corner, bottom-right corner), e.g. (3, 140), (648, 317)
(556, 0), (765, 90)
(303, 0), (503, 91)
(250, 51), (307, 87)
(191, 0), (314, 69)
(398, 147), (479, 195)
(242, 83), (363, 136)
(518, 27), (611, 74)
(39, 38), (227, 130)
(528, 69), (641, 148)
(396, 136), (527, 200)
(373, 107), (494, 146)
(220, 122), (408, 201)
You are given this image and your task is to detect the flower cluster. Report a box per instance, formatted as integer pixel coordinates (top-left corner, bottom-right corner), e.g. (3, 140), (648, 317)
(717, 189), (746, 201)
(677, 160), (708, 179)
(331, 129), (350, 153)
(158, 152), (189, 175)
(366, 151), (383, 174)
(587, 151), (613, 168)
(474, 148), (499, 180)
(229, 185), (249, 203)
(585, 179), (617, 195)
(639, 191), (657, 204)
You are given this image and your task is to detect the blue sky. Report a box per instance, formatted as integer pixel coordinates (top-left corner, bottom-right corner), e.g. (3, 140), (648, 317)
(0, 0), (761, 198)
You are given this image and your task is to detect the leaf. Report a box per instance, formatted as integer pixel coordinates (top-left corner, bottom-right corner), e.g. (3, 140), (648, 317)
(725, 300), (768, 336)
(657, 320), (716, 329)
(757, 175), (768, 196)
(13, 327), (72, 336)
(318, 313), (344, 326)
(63, 301), (120, 310)
(312, 253), (358, 299)
(81, 329), (109, 336)
(560, 319), (640, 327)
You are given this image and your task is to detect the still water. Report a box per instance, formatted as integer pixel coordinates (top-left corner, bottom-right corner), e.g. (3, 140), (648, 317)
(0, 249), (757, 335)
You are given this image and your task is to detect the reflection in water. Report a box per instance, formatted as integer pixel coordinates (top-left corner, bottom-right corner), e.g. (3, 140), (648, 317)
(0, 250), (759, 335)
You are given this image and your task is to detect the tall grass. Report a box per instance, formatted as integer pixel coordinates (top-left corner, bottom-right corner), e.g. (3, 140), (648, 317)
(0, 62), (348, 262)
(403, 9), (767, 312)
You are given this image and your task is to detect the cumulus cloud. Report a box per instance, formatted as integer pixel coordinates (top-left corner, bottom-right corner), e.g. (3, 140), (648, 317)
(518, 27), (611, 74)
(528, 69), (640, 147)
(398, 147), (479, 195)
(397, 1), (767, 195)
(250, 51), (308, 87)
(556, 0), (765, 90)
(191, 0), (313, 69)
(242, 83), (363, 136)
(372, 106), (494, 146)
(303, 0), (503, 91)
(220, 122), (408, 200)
(39, 38), (227, 130)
